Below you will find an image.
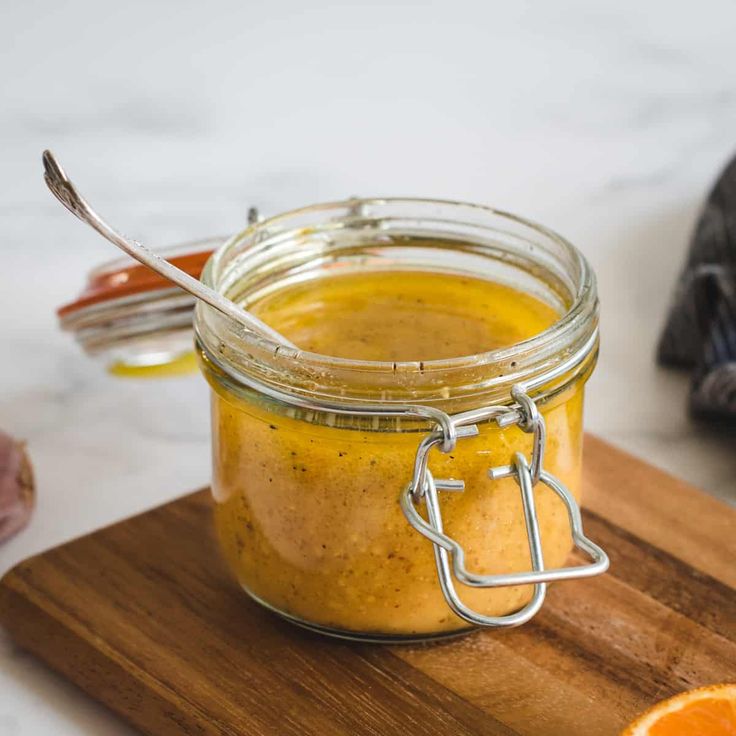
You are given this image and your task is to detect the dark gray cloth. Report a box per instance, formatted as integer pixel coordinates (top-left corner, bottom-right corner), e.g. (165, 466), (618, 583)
(658, 155), (736, 421)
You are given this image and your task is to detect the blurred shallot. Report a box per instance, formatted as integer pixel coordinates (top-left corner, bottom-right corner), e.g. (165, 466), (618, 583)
(0, 430), (34, 543)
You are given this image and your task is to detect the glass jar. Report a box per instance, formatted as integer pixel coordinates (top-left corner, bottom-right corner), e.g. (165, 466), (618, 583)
(194, 198), (608, 642)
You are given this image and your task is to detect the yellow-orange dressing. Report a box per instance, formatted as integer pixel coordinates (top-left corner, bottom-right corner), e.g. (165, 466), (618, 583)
(249, 270), (557, 361)
(204, 270), (586, 637)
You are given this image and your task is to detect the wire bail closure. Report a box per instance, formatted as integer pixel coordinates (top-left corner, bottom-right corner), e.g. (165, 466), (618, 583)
(400, 384), (609, 628)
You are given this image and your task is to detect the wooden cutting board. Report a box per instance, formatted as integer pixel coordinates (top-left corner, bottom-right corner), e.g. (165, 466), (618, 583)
(1, 435), (734, 736)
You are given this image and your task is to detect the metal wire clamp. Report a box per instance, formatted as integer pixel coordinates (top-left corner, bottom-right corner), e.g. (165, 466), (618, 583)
(400, 385), (609, 628)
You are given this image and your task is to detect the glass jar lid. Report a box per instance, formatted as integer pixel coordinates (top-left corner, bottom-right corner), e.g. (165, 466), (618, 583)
(58, 238), (222, 376)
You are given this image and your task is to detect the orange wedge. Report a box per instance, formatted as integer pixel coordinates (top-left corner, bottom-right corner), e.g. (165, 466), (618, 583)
(621, 684), (736, 735)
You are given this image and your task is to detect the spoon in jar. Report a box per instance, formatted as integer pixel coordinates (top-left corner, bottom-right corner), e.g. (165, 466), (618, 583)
(41, 150), (298, 350)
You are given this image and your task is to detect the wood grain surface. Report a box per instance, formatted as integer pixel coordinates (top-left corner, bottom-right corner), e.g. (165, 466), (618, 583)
(1, 435), (734, 736)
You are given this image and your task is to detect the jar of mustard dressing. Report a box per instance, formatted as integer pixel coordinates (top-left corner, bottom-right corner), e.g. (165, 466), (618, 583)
(195, 198), (608, 642)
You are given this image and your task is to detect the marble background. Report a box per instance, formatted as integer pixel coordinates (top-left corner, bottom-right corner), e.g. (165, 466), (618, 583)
(1, 1), (735, 733)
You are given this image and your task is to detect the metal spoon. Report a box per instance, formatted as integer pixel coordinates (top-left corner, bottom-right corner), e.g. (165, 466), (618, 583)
(42, 150), (297, 350)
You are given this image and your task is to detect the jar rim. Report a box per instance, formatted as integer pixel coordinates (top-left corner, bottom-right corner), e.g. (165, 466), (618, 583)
(195, 197), (598, 406)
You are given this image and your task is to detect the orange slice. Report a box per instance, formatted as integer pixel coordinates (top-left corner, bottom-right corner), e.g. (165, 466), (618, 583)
(621, 684), (736, 735)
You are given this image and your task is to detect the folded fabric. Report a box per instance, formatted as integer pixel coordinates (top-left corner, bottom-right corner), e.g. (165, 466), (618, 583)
(658, 154), (736, 421)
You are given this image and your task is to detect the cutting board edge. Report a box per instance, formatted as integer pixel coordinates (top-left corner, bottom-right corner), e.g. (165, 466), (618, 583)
(0, 572), (211, 736)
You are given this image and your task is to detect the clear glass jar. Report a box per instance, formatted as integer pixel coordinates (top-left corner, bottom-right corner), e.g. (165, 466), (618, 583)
(195, 198), (606, 642)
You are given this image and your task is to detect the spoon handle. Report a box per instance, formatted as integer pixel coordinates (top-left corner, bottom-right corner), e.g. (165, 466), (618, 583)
(42, 150), (297, 350)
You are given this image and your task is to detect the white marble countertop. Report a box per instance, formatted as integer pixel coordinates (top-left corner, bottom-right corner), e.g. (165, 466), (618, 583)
(2, 1), (735, 733)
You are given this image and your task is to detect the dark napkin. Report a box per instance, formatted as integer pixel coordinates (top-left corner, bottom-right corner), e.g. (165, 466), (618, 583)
(658, 155), (736, 421)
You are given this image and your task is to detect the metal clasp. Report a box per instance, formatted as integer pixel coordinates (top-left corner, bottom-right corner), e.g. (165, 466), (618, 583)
(400, 385), (609, 628)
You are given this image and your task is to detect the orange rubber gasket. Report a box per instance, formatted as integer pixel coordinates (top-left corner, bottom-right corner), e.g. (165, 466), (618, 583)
(57, 250), (214, 318)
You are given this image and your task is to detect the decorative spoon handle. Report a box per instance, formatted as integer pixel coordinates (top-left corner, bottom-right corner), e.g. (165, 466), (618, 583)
(42, 150), (297, 350)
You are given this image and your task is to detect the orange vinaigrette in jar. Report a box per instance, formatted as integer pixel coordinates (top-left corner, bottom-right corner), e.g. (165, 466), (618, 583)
(195, 200), (607, 641)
